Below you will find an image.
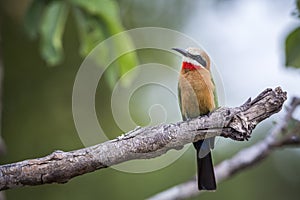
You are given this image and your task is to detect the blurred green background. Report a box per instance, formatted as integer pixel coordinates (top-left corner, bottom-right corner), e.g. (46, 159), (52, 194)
(1, 0), (300, 199)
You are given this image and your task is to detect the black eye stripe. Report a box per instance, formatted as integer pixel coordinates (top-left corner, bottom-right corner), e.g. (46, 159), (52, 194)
(190, 54), (207, 67)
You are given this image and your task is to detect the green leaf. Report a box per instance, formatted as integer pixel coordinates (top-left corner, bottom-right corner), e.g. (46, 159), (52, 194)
(73, 8), (107, 57)
(285, 26), (300, 68)
(116, 44), (138, 77)
(105, 35), (139, 87)
(24, 0), (46, 39)
(71, 0), (139, 88)
(39, 1), (69, 66)
(104, 64), (120, 90)
(70, 0), (120, 23)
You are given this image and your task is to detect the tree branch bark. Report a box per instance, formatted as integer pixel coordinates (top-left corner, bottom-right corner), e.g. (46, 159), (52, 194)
(148, 96), (300, 200)
(0, 87), (287, 191)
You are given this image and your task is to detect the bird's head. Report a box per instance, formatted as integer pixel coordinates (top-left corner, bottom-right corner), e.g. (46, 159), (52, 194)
(172, 47), (211, 71)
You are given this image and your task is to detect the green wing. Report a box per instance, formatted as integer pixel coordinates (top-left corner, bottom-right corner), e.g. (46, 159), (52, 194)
(211, 77), (219, 108)
(178, 83), (187, 121)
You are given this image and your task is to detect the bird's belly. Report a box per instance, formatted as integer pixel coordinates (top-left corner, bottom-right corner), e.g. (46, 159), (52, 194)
(179, 71), (215, 119)
(181, 89), (214, 118)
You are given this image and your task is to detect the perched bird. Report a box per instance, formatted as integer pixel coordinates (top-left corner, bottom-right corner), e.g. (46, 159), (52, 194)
(173, 47), (217, 190)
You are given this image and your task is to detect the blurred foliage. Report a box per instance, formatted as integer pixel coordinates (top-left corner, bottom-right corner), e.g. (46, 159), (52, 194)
(285, 27), (300, 68)
(1, 0), (300, 200)
(39, 1), (69, 66)
(285, 0), (300, 69)
(1, 1), (198, 199)
(24, 0), (138, 88)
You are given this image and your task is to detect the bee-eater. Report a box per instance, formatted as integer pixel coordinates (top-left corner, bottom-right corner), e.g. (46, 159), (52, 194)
(173, 47), (217, 190)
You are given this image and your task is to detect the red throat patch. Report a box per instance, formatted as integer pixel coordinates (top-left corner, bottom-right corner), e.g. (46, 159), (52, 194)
(182, 62), (201, 71)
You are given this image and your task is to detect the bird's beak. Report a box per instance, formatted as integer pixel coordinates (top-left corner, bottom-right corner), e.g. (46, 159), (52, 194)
(172, 47), (207, 67)
(172, 48), (189, 57)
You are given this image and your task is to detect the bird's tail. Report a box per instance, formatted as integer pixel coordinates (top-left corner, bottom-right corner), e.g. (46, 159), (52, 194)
(194, 140), (217, 190)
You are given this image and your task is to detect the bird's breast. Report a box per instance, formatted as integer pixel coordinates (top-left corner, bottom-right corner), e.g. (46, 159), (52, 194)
(179, 69), (215, 119)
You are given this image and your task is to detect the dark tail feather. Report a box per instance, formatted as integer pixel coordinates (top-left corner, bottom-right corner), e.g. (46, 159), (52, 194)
(194, 141), (216, 191)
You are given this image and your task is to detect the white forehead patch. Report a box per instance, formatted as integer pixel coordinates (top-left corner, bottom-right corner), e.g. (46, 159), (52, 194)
(186, 47), (203, 56)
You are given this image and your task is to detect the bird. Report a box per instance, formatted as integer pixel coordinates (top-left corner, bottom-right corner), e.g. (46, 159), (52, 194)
(173, 47), (217, 190)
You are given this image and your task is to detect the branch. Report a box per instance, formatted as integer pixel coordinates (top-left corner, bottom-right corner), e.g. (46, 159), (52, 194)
(0, 87), (287, 191)
(148, 96), (300, 200)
